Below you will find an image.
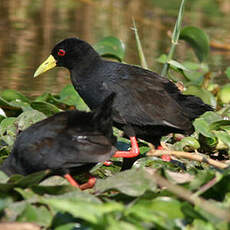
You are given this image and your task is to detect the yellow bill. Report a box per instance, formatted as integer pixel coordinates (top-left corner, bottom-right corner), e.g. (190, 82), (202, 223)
(34, 55), (56, 78)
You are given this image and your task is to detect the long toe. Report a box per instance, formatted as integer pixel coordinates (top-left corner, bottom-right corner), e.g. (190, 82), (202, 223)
(79, 176), (96, 190)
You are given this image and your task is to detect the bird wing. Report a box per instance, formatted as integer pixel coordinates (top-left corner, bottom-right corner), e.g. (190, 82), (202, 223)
(45, 132), (115, 169)
(15, 112), (115, 172)
(103, 64), (192, 130)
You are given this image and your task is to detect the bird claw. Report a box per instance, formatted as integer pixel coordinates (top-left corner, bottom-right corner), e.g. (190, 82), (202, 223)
(79, 176), (96, 190)
(64, 174), (96, 190)
(113, 136), (140, 158)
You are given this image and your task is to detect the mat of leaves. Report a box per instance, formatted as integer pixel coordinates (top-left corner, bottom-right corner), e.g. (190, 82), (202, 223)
(0, 84), (230, 230)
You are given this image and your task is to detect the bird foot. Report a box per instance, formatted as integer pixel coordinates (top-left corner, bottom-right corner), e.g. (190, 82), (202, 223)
(79, 176), (96, 190)
(157, 145), (171, 162)
(113, 136), (140, 158)
(64, 174), (96, 190)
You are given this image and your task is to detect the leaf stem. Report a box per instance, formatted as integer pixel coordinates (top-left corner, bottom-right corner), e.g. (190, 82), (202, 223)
(161, 0), (187, 76)
(151, 171), (230, 222)
(132, 18), (148, 69)
(147, 149), (228, 169)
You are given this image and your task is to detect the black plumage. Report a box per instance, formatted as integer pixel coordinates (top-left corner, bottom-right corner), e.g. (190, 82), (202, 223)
(34, 37), (213, 158)
(0, 93), (116, 189)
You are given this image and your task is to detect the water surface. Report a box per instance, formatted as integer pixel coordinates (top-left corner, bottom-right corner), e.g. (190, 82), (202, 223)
(0, 0), (230, 97)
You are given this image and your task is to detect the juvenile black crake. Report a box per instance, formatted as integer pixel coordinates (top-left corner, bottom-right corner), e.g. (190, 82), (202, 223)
(0, 94), (117, 189)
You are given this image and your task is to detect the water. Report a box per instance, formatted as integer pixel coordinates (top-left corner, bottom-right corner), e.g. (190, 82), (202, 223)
(0, 0), (230, 97)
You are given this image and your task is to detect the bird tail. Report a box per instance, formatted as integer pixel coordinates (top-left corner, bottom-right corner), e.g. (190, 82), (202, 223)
(92, 93), (116, 136)
(178, 94), (213, 120)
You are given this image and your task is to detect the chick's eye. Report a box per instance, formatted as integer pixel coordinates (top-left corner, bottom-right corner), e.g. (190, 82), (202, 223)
(58, 49), (66, 56)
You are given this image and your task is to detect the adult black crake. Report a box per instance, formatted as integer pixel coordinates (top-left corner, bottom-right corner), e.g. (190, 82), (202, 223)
(34, 37), (212, 158)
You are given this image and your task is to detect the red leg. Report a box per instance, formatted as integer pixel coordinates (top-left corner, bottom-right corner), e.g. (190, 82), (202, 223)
(113, 136), (140, 158)
(64, 173), (80, 188)
(103, 161), (113, 166)
(64, 173), (96, 190)
(157, 145), (171, 162)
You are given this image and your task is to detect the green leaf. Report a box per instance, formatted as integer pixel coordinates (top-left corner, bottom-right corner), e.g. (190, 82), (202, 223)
(0, 197), (12, 212)
(218, 83), (230, 104)
(127, 197), (184, 229)
(4, 201), (27, 222)
(17, 203), (52, 227)
(0, 171), (9, 183)
(34, 92), (52, 102)
(31, 184), (76, 196)
(0, 117), (17, 136)
(188, 170), (216, 191)
(184, 85), (216, 107)
(58, 84), (89, 110)
(95, 168), (157, 196)
(31, 101), (61, 116)
(210, 120), (230, 131)
(54, 223), (78, 230)
(182, 61), (209, 84)
(156, 54), (167, 64)
(225, 67), (230, 79)
(47, 190), (101, 204)
(189, 219), (216, 230)
(0, 96), (21, 112)
(106, 215), (142, 230)
(193, 117), (214, 138)
(174, 136), (200, 151)
(94, 36), (125, 62)
(180, 26), (209, 62)
(0, 89), (31, 103)
(193, 112), (223, 144)
(215, 131), (230, 148)
(8, 100), (32, 111)
(42, 193), (123, 224)
(15, 110), (46, 131)
(0, 170), (51, 193)
(168, 60), (190, 71)
(199, 111), (222, 124)
(12, 170), (51, 187)
(0, 117), (17, 147)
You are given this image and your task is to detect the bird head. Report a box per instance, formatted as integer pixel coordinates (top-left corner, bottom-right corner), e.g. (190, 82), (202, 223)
(34, 38), (97, 77)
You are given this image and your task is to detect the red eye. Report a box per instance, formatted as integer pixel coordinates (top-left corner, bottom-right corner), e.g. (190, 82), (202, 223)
(58, 49), (66, 56)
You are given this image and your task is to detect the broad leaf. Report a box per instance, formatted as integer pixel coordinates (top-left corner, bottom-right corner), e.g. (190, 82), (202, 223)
(173, 136), (200, 151)
(0, 89), (30, 103)
(184, 85), (216, 107)
(193, 117), (214, 138)
(225, 67), (230, 79)
(127, 197), (184, 230)
(168, 60), (189, 71)
(218, 83), (230, 104)
(95, 168), (157, 196)
(58, 84), (89, 110)
(15, 110), (46, 131)
(94, 36), (125, 62)
(180, 26), (209, 62)
(31, 101), (61, 116)
(16, 203), (52, 227)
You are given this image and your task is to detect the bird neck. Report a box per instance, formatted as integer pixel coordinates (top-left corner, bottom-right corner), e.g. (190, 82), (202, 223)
(71, 47), (101, 74)
(69, 54), (105, 109)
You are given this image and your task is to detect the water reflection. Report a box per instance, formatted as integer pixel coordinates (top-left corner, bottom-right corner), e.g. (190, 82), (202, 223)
(0, 0), (230, 97)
